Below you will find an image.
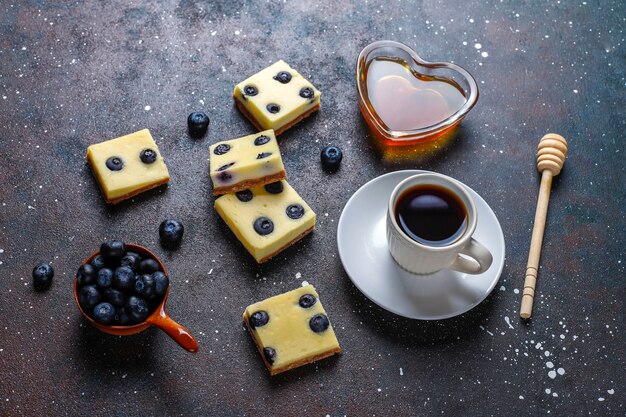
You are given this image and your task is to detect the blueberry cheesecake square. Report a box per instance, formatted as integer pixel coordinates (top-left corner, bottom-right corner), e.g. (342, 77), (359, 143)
(233, 60), (321, 135)
(209, 129), (286, 195)
(214, 180), (315, 263)
(243, 285), (340, 375)
(86, 129), (170, 204)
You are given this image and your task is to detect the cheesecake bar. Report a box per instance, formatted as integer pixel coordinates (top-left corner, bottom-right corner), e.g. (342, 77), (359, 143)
(233, 60), (321, 135)
(243, 285), (340, 375)
(86, 129), (170, 204)
(214, 180), (315, 263)
(209, 129), (286, 195)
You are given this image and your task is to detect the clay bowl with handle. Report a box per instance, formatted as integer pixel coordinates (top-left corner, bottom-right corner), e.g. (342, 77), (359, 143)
(73, 244), (199, 353)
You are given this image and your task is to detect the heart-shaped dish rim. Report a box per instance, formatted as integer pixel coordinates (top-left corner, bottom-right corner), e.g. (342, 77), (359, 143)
(356, 40), (479, 143)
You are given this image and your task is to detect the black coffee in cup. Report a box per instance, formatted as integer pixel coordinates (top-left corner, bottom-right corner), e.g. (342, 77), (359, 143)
(394, 184), (467, 247)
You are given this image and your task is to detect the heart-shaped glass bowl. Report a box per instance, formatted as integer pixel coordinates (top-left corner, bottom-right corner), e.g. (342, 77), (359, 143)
(356, 40), (479, 145)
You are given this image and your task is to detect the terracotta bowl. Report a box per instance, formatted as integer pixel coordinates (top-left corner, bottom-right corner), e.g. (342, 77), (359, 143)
(74, 244), (198, 353)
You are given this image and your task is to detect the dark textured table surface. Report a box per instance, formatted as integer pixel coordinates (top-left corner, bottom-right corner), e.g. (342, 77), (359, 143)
(1, 1), (624, 416)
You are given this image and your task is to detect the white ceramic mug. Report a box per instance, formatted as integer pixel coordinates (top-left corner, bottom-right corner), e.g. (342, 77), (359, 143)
(386, 173), (493, 275)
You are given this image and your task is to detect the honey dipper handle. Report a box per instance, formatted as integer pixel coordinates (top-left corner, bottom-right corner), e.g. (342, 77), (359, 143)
(520, 171), (553, 319)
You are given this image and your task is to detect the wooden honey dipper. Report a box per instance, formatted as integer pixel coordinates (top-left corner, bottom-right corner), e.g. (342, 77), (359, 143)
(520, 133), (568, 319)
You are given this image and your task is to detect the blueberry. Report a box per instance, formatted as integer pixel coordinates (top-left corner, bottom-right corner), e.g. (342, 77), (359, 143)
(236, 190), (253, 202)
(90, 255), (106, 271)
(32, 262), (54, 291)
(139, 148), (157, 164)
(217, 162), (235, 171)
(266, 103), (280, 114)
(159, 219), (184, 249)
(264, 181), (283, 194)
(134, 274), (156, 299)
(286, 204), (305, 220)
(120, 253), (141, 271)
(100, 240), (126, 265)
(213, 143), (231, 155)
(254, 135), (270, 146)
(249, 311), (269, 328)
(112, 266), (134, 291)
(309, 314), (330, 333)
(92, 302), (116, 325)
(263, 347), (276, 364)
(320, 145), (343, 172)
(79, 285), (101, 311)
(299, 87), (315, 99)
(187, 111), (210, 137)
(106, 157), (124, 171)
(152, 271), (169, 297)
(77, 264), (97, 287)
(243, 85), (258, 96)
(299, 294), (317, 308)
(139, 258), (160, 274)
(253, 217), (274, 236)
(256, 152), (272, 159)
(126, 296), (149, 323)
(114, 307), (130, 326)
(103, 288), (127, 307)
(96, 268), (114, 290)
(219, 171), (232, 182)
(273, 71), (292, 84)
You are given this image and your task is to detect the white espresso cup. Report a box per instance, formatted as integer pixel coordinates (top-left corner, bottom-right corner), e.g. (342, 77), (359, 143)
(386, 173), (493, 275)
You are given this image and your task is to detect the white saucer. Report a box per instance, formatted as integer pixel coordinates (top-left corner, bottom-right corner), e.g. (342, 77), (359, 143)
(337, 170), (505, 320)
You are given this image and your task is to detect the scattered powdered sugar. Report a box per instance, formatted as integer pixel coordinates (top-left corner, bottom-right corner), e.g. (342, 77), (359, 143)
(144, 105), (151, 111)
(399, 367), (403, 376)
(598, 397), (605, 402)
(557, 368), (565, 375)
(504, 316), (514, 329)
(546, 361), (554, 369)
(548, 370), (556, 379)
(301, 280), (309, 287)
(295, 272), (302, 279)
(545, 388), (551, 394)
(607, 389), (614, 395)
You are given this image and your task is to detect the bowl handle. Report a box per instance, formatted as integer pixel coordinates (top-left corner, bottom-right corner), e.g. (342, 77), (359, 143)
(147, 310), (199, 353)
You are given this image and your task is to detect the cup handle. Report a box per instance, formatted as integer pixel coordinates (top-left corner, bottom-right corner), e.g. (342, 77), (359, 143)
(450, 238), (493, 275)
(147, 310), (199, 353)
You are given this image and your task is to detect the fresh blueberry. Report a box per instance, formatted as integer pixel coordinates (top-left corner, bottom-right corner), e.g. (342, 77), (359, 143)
(256, 152), (272, 159)
(286, 204), (305, 220)
(249, 311), (269, 328)
(79, 285), (101, 311)
(213, 143), (231, 155)
(273, 71), (292, 84)
(139, 258), (160, 274)
(139, 148), (157, 164)
(92, 302), (116, 325)
(299, 87), (315, 99)
(96, 268), (114, 290)
(134, 274), (156, 299)
(320, 145), (343, 172)
(103, 288), (127, 307)
(217, 162), (235, 171)
(187, 111), (210, 137)
(254, 135), (270, 146)
(126, 296), (149, 323)
(90, 254), (106, 271)
(219, 171), (232, 182)
(112, 266), (134, 291)
(114, 307), (130, 326)
(32, 262), (54, 291)
(152, 271), (169, 297)
(309, 314), (330, 333)
(299, 294), (317, 308)
(266, 103), (280, 114)
(159, 219), (184, 249)
(243, 85), (258, 96)
(263, 347), (276, 364)
(236, 190), (253, 202)
(77, 264), (97, 287)
(120, 253), (141, 271)
(253, 217), (274, 236)
(100, 240), (126, 265)
(264, 181), (283, 194)
(106, 157), (124, 171)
